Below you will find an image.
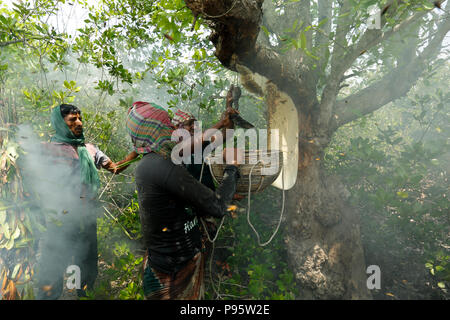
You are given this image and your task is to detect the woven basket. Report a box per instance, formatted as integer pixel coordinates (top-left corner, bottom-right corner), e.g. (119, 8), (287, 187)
(208, 150), (283, 194)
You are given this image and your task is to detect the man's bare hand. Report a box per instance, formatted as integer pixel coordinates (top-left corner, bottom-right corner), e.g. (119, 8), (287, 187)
(220, 108), (239, 129)
(226, 90), (234, 108)
(223, 147), (244, 165)
(233, 193), (245, 201)
(104, 160), (119, 174)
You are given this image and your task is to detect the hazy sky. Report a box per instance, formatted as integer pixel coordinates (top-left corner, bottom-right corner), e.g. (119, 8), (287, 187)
(1, 0), (94, 38)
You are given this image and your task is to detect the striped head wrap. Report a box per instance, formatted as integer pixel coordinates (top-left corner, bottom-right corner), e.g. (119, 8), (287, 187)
(126, 102), (176, 159)
(171, 109), (195, 127)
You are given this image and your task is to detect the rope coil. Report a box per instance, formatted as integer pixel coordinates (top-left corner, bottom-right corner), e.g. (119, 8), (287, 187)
(246, 160), (285, 247)
(201, 155), (285, 246)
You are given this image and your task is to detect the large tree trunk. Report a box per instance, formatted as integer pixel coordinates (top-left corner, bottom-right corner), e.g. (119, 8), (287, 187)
(282, 100), (371, 299)
(270, 85), (370, 299)
(240, 68), (371, 299)
(286, 140), (370, 299)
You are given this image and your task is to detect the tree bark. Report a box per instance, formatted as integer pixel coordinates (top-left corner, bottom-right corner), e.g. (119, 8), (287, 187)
(286, 125), (371, 299)
(263, 78), (370, 298)
(240, 70), (371, 299)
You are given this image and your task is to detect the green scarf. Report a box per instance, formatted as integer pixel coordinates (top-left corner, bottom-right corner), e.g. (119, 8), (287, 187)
(50, 105), (101, 197)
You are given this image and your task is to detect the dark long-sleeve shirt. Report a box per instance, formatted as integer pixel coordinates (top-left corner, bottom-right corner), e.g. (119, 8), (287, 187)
(135, 152), (239, 274)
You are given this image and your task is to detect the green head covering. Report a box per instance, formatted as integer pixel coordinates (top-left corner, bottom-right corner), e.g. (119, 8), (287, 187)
(51, 105), (101, 196)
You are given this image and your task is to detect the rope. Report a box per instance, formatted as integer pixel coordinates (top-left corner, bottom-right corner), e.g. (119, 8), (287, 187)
(199, 159), (226, 243)
(246, 160), (285, 247)
(201, 153), (285, 299)
(200, 0), (238, 19)
(203, 154), (285, 247)
(201, 215), (226, 243)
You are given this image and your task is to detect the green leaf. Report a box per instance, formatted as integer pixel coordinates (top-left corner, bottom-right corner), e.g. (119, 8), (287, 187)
(34, 24), (46, 34)
(0, 15), (8, 26)
(317, 18), (329, 28)
(11, 263), (21, 279)
(12, 226), (20, 239)
(0, 210), (6, 224)
(261, 25), (269, 37)
(3, 222), (10, 239)
(300, 32), (307, 49)
(6, 237), (14, 250)
(304, 49), (320, 60)
(396, 191), (409, 199)
(23, 89), (31, 99)
(437, 282), (445, 289)
(422, 2), (435, 10)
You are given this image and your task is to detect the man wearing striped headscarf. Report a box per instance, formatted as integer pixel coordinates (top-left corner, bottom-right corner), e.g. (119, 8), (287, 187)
(126, 101), (241, 300)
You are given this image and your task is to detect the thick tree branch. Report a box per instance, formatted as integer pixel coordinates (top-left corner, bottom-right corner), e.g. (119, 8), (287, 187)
(337, 1), (446, 78)
(184, 0), (317, 110)
(332, 16), (450, 130)
(0, 39), (27, 47)
(316, 0), (353, 132)
(184, 0), (264, 68)
(344, 9), (429, 71)
(298, 0), (312, 51)
(314, 0), (332, 74)
(318, 2), (443, 133)
(329, 0), (353, 75)
(0, 35), (62, 47)
(238, 43), (316, 109)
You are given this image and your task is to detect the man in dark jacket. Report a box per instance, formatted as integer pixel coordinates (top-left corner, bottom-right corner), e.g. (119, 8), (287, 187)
(126, 101), (241, 299)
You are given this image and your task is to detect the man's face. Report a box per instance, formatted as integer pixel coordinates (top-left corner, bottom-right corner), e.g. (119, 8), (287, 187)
(181, 119), (196, 136)
(64, 112), (83, 137)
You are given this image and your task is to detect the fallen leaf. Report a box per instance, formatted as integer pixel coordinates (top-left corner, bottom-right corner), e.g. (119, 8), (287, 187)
(41, 285), (52, 292)
(386, 292), (395, 297)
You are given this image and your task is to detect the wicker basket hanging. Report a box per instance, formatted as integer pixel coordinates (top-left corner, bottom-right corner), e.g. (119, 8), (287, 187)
(207, 149), (283, 195)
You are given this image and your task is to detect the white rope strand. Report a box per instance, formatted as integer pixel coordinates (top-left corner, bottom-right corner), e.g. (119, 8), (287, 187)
(246, 160), (285, 247)
(200, 0), (239, 19)
(201, 155), (286, 246)
(199, 159), (226, 243)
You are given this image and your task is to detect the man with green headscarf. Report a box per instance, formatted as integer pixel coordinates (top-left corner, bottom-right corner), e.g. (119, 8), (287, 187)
(35, 104), (135, 300)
